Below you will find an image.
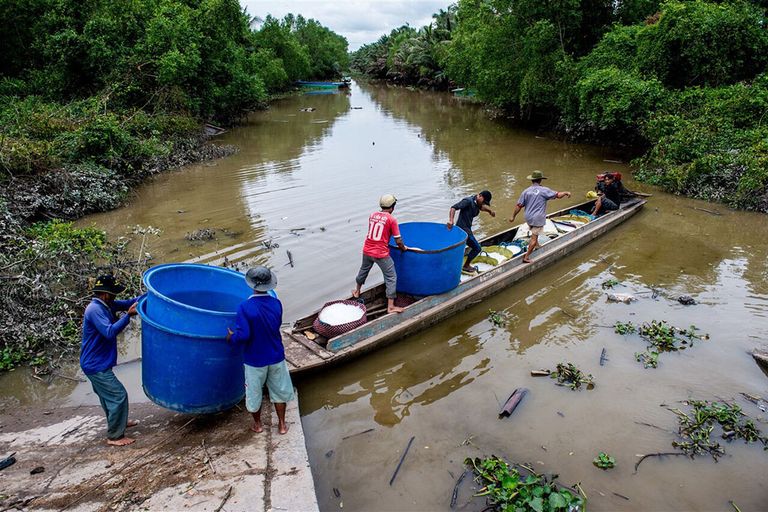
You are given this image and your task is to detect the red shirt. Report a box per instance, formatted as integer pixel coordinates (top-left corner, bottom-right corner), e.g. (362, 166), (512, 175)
(362, 211), (400, 258)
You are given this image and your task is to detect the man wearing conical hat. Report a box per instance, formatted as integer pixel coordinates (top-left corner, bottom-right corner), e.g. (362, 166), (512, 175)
(509, 171), (571, 263)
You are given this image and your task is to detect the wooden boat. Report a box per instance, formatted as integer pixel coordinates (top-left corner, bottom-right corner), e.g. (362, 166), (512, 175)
(296, 80), (347, 89)
(281, 196), (646, 375)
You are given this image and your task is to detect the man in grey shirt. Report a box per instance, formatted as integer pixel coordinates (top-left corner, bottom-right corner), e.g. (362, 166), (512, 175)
(509, 170), (571, 263)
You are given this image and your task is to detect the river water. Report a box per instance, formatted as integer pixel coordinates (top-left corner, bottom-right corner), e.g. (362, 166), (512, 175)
(3, 81), (767, 510)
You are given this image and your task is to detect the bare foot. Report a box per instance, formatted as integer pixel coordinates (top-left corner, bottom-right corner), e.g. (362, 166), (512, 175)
(126, 419), (139, 428)
(278, 423), (289, 435)
(351, 289), (360, 298)
(107, 437), (135, 446)
(387, 306), (405, 314)
(250, 422), (264, 433)
(522, 258), (533, 264)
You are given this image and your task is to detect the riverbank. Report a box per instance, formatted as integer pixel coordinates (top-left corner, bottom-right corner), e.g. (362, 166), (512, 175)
(0, 395), (317, 512)
(0, 121), (239, 371)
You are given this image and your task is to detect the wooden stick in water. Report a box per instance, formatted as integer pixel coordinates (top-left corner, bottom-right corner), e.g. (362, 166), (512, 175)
(389, 436), (415, 486)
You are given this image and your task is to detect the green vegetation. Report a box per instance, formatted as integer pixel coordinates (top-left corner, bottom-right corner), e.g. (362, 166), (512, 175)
(550, 362), (594, 391)
(0, 0), (348, 370)
(613, 320), (709, 368)
(0, 215), (150, 371)
(616, 320), (708, 368)
(593, 452), (616, 469)
(667, 400), (768, 458)
(352, 0), (768, 211)
(488, 309), (510, 327)
(350, 7), (456, 88)
(465, 456), (585, 511)
(635, 350), (660, 368)
(614, 320), (637, 335)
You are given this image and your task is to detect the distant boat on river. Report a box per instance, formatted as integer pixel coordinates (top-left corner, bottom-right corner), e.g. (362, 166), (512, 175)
(296, 78), (351, 90)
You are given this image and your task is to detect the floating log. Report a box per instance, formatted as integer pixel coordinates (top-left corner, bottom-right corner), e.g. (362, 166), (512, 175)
(530, 370), (551, 377)
(499, 388), (528, 418)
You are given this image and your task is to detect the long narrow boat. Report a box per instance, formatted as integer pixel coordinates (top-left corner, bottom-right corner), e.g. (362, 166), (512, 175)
(296, 80), (349, 89)
(281, 196), (646, 375)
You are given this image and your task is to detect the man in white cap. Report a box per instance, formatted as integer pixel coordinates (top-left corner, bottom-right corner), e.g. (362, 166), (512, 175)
(227, 266), (294, 435)
(352, 194), (408, 314)
(509, 170), (571, 263)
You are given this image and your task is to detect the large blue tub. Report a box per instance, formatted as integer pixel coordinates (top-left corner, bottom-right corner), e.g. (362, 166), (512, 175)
(138, 297), (245, 414)
(389, 222), (467, 295)
(142, 263), (252, 336)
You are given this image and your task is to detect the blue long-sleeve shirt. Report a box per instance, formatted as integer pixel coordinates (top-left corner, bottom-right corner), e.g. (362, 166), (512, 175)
(229, 294), (285, 367)
(80, 296), (142, 375)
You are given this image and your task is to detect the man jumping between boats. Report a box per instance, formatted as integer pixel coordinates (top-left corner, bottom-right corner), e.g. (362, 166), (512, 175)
(509, 171), (571, 263)
(353, 194), (408, 314)
(447, 190), (495, 273)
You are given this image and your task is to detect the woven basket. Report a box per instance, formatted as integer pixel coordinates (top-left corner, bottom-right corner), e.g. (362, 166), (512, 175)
(312, 300), (368, 339)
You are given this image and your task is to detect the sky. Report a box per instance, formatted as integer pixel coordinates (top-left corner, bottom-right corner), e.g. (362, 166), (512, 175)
(242, 1), (453, 51)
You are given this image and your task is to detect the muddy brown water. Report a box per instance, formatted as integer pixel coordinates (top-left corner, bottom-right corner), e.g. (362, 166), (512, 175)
(2, 81), (767, 510)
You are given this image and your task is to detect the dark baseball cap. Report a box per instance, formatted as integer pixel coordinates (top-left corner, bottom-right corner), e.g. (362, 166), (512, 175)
(479, 190), (492, 205)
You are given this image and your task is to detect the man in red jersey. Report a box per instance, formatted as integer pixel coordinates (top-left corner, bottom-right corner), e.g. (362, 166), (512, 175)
(352, 194), (408, 314)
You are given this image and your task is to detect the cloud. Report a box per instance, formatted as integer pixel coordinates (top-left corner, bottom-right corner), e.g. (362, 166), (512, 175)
(242, 0), (452, 50)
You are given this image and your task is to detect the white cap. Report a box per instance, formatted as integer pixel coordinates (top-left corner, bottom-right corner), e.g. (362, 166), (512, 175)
(379, 194), (397, 208)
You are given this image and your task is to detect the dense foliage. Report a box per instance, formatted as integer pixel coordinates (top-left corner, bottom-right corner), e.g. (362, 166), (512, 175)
(351, 0), (768, 211)
(0, 0), (348, 369)
(350, 7), (456, 88)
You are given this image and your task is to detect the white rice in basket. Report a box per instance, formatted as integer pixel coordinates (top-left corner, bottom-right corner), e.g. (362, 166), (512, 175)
(318, 303), (365, 325)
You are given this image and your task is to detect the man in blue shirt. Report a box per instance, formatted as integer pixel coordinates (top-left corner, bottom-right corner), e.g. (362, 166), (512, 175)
(447, 190), (495, 273)
(80, 275), (142, 446)
(227, 266), (294, 435)
(509, 170), (571, 263)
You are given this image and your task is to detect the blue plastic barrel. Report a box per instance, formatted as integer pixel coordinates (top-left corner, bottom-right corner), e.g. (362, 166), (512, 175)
(143, 263), (252, 336)
(389, 222), (467, 295)
(138, 297), (245, 414)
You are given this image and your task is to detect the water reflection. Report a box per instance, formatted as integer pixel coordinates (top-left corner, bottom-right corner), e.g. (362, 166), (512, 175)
(299, 327), (490, 426)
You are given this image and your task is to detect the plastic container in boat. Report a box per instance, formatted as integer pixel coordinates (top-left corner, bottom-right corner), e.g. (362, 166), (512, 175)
(138, 297), (245, 414)
(142, 263), (252, 336)
(388, 222), (467, 295)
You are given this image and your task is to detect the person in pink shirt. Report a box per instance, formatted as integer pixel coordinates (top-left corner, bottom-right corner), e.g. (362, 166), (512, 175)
(352, 194), (408, 314)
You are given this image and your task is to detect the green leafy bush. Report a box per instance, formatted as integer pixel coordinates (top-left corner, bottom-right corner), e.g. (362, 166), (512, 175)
(636, 1), (768, 88)
(27, 219), (106, 254)
(574, 67), (664, 135)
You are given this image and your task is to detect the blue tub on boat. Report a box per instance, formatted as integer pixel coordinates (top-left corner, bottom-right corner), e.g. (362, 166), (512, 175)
(139, 263), (276, 414)
(389, 222), (467, 296)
